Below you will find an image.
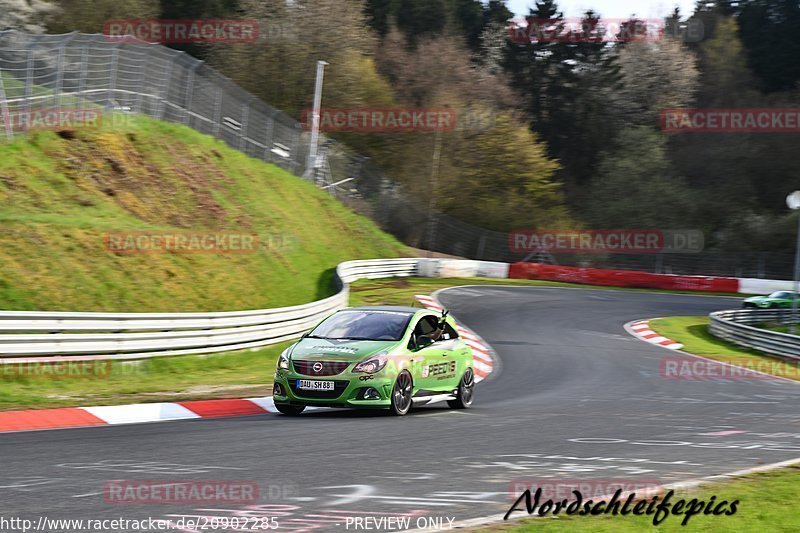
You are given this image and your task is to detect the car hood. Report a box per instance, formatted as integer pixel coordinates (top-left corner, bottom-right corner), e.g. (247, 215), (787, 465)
(289, 338), (401, 362)
(744, 296), (768, 303)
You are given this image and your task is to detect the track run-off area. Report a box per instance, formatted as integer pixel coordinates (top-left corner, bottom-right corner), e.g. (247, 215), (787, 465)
(1, 286), (799, 531)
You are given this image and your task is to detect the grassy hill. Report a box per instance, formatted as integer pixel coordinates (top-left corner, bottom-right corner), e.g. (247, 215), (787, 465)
(0, 115), (407, 312)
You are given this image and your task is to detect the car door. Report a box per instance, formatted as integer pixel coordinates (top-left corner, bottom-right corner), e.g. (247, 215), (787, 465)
(438, 321), (470, 390)
(408, 315), (449, 392)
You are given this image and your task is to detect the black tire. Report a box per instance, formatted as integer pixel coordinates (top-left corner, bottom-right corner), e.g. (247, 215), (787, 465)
(274, 403), (305, 416)
(389, 371), (413, 416)
(448, 368), (475, 409)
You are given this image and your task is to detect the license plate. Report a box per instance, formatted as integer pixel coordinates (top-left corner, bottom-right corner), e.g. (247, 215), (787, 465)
(297, 380), (335, 391)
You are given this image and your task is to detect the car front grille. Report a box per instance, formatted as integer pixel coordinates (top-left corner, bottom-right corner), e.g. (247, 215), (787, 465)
(289, 380), (350, 399)
(292, 360), (351, 376)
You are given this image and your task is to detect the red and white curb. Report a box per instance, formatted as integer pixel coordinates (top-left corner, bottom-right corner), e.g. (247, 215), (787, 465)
(415, 294), (495, 383)
(0, 396), (303, 434)
(627, 320), (684, 350)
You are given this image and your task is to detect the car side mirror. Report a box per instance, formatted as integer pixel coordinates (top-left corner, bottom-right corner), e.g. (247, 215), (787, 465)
(415, 335), (434, 350)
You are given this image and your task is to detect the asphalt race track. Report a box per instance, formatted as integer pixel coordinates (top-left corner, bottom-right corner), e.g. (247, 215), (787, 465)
(2, 286), (800, 532)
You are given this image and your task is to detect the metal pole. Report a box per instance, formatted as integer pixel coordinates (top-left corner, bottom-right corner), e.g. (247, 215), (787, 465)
(791, 214), (800, 334)
(305, 60), (328, 182)
(184, 61), (201, 126)
(426, 128), (444, 257)
(0, 68), (13, 139)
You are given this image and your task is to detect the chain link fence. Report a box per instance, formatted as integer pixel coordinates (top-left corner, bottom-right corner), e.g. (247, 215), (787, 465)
(0, 31), (794, 280)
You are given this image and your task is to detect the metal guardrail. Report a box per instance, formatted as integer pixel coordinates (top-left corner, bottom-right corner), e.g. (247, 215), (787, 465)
(0, 258), (419, 361)
(708, 309), (800, 361)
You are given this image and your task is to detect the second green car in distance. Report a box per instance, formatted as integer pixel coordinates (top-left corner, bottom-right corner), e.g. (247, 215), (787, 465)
(743, 291), (799, 309)
(273, 306), (475, 416)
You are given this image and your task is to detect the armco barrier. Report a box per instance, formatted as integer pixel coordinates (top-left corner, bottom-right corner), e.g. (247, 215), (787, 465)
(0, 258), (791, 361)
(509, 263), (740, 293)
(709, 309), (800, 360)
(0, 258), (419, 360)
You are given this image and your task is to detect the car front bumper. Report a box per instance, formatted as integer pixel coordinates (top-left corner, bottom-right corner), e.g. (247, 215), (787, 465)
(273, 371), (395, 408)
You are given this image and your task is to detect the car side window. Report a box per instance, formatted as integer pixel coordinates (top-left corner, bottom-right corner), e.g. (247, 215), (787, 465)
(408, 316), (439, 349)
(441, 323), (459, 340)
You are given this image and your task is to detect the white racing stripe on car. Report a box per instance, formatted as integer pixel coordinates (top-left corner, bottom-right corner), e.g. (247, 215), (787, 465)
(412, 394), (457, 405)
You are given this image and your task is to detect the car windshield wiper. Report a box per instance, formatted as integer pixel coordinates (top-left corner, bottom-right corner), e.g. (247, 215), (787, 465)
(337, 336), (383, 341)
(304, 334), (330, 339)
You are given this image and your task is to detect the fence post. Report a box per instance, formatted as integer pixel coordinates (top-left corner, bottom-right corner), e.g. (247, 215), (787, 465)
(263, 111), (275, 162)
(239, 96), (252, 152)
(476, 232), (487, 259)
(77, 46), (88, 99)
(156, 54), (177, 120)
(134, 52), (146, 114)
(0, 68), (13, 139)
(290, 126), (301, 174)
(53, 44), (65, 109)
(184, 61), (201, 126)
(24, 49), (33, 116)
(212, 83), (222, 137)
(108, 43), (120, 107)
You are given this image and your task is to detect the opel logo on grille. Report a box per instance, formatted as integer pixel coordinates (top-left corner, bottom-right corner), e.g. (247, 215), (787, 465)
(312, 362), (323, 373)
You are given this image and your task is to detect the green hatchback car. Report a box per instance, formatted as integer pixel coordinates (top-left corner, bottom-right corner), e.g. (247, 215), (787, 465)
(743, 291), (799, 309)
(272, 306), (475, 416)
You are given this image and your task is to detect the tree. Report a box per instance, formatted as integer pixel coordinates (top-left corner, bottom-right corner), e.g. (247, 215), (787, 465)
(441, 113), (567, 231)
(45, 0), (160, 34)
(1, 0), (56, 33)
(585, 127), (695, 229)
(612, 37), (700, 127)
(210, 0), (390, 115)
(696, 17), (758, 105)
(737, 0), (800, 93)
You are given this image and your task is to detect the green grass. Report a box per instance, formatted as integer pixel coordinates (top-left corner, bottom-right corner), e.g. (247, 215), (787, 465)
(486, 465), (800, 532)
(0, 342), (288, 411)
(648, 316), (800, 381)
(0, 114), (407, 312)
(752, 322), (797, 334)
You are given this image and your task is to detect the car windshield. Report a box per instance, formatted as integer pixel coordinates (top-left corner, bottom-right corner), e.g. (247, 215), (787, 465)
(308, 311), (412, 341)
(769, 292), (793, 298)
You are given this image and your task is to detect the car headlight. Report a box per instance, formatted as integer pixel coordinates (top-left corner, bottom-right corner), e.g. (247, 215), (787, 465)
(353, 354), (388, 374)
(277, 350), (290, 371)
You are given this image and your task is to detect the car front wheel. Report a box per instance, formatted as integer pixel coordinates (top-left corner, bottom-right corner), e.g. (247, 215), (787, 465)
(448, 368), (475, 409)
(389, 371), (413, 416)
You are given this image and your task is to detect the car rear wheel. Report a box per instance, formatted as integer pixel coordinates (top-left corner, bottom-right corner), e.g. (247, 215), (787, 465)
(274, 403), (305, 416)
(389, 371), (413, 416)
(448, 368), (475, 409)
